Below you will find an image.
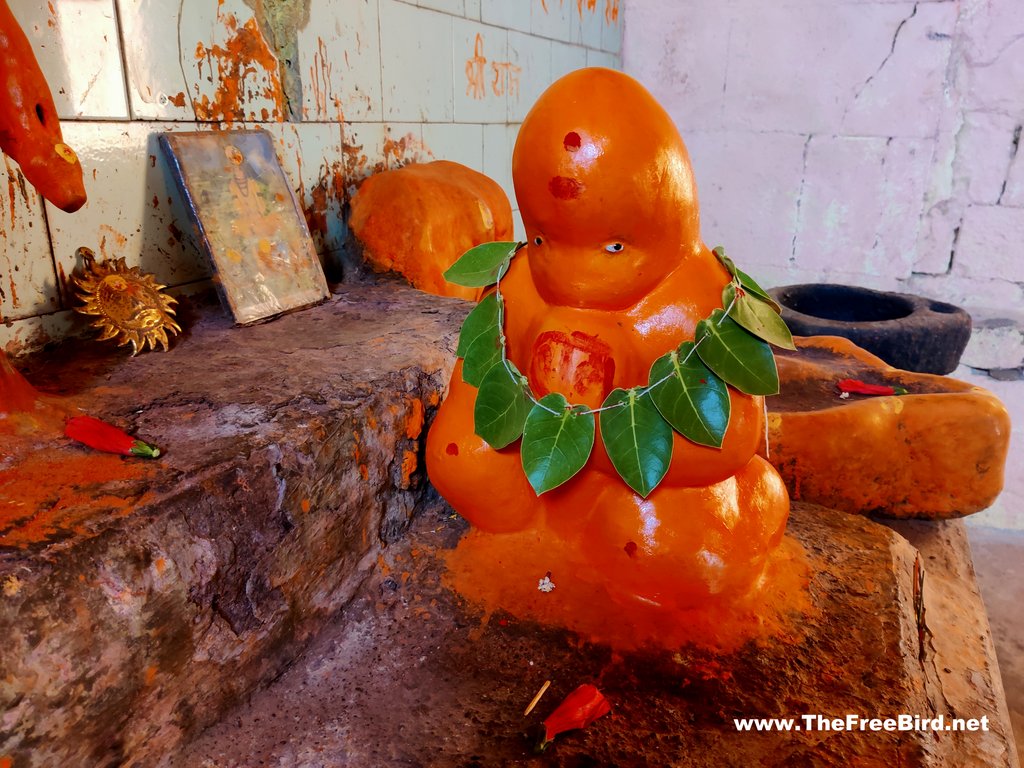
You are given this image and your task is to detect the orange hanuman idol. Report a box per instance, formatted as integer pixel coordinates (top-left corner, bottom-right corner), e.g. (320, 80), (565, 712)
(426, 68), (790, 617)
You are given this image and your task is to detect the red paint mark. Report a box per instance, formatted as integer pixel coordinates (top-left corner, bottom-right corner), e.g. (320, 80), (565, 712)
(301, 498), (311, 513)
(466, 34), (487, 100)
(530, 330), (615, 405)
(624, 541), (638, 558)
(151, 195), (159, 208)
(549, 175), (583, 200)
(193, 13), (285, 125)
(149, 155), (156, 168)
(310, 37), (342, 120)
(491, 60), (521, 98)
(563, 131), (581, 151)
(446, 442), (459, 456)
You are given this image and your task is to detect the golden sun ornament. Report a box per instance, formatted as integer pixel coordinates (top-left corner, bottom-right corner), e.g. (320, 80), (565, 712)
(73, 247), (181, 355)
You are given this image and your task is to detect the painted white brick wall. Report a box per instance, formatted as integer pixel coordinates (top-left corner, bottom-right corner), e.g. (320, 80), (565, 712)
(623, 0), (1024, 528)
(0, 0), (623, 352)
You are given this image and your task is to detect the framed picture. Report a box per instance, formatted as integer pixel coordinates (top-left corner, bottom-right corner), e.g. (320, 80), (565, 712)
(160, 129), (330, 325)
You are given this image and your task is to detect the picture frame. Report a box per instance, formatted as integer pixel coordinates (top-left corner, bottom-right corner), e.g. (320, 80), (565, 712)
(159, 129), (330, 325)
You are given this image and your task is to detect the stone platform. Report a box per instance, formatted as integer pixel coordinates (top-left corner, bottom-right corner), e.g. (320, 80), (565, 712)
(0, 281), (466, 767)
(1, 281), (1017, 767)
(178, 502), (1018, 768)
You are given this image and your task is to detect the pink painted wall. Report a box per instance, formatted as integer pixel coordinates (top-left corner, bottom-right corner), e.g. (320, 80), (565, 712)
(622, 0), (1023, 528)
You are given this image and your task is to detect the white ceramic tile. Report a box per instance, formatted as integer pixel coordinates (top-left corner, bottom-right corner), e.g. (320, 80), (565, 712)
(585, 47), (617, 69)
(530, 0), (581, 44)
(480, 0), (530, 33)
(121, 0), (287, 123)
(580, 0), (604, 50)
(47, 122), (208, 291)
(0, 310), (81, 357)
(507, 31), (552, 122)
(418, 0), (465, 14)
(380, 1), (454, 122)
(551, 41), (588, 82)
(421, 123), (485, 171)
(263, 123), (349, 258)
(11, 0), (129, 119)
(453, 18), (510, 123)
(465, 0), (482, 21)
(118, 0), (197, 120)
(0, 159), (60, 321)
(483, 123), (520, 209)
(299, 0), (383, 122)
(600, 0), (622, 53)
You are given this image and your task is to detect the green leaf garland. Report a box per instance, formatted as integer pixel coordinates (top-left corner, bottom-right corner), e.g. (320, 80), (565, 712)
(648, 344), (731, 448)
(444, 240), (792, 498)
(520, 393), (595, 495)
(599, 388), (674, 498)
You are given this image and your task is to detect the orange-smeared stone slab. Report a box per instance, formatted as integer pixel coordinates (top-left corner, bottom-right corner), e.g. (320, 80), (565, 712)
(348, 160), (513, 300)
(761, 335), (1010, 519)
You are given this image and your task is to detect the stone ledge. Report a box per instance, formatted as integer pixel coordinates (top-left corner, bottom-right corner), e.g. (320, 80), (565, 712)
(178, 504), (1019, 768)
(0, 281), (467, 768)
(962, 305), (1024, 372)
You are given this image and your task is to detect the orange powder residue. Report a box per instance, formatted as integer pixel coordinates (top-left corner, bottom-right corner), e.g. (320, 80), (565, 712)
(404, 398), (424, 440)
(0, 452), (156, 549)
(443, 528), (813, 653)
(400, 449), (417, 489)
(194, 14), (285, 124)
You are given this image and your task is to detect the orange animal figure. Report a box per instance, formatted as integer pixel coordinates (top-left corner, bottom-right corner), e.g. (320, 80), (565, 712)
(0, 0), (86, 213)
(427, 68), (789, 613)
(0, 0), (87, 425)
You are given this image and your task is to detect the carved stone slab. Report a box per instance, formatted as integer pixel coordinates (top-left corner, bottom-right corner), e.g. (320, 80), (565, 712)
(179, 503), (1019, 768)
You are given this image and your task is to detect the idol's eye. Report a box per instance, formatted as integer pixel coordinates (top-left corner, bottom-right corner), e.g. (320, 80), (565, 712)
(533, 236), (544, 246)
(605, 242), (625, 253)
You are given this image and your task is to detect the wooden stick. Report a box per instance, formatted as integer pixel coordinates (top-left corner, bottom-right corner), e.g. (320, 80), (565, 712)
(523, 680), (552, 717)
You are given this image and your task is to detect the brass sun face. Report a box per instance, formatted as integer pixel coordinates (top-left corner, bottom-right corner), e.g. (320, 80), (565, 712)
(73, 247), (182, 355)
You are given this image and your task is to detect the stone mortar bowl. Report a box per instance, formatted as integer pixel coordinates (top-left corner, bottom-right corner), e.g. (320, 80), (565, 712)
(768, 283), (972, 375)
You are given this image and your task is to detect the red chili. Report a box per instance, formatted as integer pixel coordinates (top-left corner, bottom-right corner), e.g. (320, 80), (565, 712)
(536, 684), (611, 752)
(64, 415), (160, 458)
(836, 378), (907, 397)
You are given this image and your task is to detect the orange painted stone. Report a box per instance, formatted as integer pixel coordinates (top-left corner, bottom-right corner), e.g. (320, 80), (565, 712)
(426, 68), (792, 627)
(348, 160), (513, 300)
(762, 335), (1011, 519)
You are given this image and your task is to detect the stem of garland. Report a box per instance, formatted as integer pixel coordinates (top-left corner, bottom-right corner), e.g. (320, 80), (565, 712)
(492, 248), (743, 418)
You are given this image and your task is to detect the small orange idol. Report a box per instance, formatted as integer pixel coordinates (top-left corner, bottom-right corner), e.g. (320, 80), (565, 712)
(427, 68), (790, 616)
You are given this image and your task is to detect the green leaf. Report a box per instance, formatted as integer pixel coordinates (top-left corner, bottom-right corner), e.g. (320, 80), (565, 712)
(520, 393), (595, 495)
(599, 388), (673, 498)
(695, 310), (780, 395)
(457, 292), (501, 358)
(723, 284), (796, 350)
(648, 344), (731, 448)
(443, 241), (519, 287)
(460, 298), (503, 387)
(474, 360), (533, 449)
(735, 267), (782, 312)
